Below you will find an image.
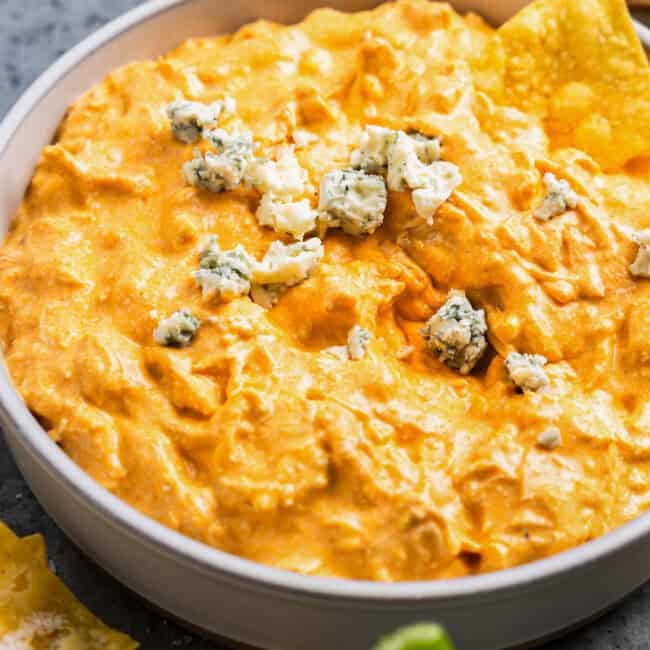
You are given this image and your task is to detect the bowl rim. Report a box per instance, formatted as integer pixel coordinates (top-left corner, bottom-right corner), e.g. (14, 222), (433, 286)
(1, 0), (650, 604)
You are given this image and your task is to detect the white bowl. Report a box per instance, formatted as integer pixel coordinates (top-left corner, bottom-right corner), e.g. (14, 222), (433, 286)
(1, 2), (649, 649)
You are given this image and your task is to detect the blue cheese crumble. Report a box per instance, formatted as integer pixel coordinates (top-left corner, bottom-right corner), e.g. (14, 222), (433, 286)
(350, 125), (441, 175)
(537, 427), (561, 450)
(324, 325), (371, 361)
(421, 290), (487, 374)
(505, 352), (549, 392)
(251, 238), (324, 308)
(246, 146), (317, 239)
(409, 131), (443, 165)
(386, 132), (444, 191)
(347, 325), (371, 360)
(245, 146), (307, 196)
(194, 239), (254, 301)
(350, 126), (459, 224)
(318, 169), (387, 236)
(409, 164), (463, 224)
(183, 131), (253, 192)
(166, 97), (235, 144)
(386, 131), (421, 192)
(292, 129), (319, 149)
(350, 125), (396, 174)
(203, 128), (253, 155)
(256, 194), (317, 240)
(534, 172), (579, 221)
(153, 309), (200, 347)
(386, 131), (461, 223)
(630, 229), (650, 278)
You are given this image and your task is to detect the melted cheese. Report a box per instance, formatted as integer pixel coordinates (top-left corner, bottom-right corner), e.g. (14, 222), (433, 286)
(1, 0), (650, 582)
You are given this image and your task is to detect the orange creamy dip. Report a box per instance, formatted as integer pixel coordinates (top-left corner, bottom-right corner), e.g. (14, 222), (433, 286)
(1, 0), (650, 581)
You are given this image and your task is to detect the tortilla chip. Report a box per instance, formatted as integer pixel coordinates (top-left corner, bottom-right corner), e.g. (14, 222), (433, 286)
(0, 521), (138, 649)
(474, 0), (650, 171)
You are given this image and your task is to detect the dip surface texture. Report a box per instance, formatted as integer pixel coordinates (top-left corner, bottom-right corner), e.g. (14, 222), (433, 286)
(2, 0), (650, 581)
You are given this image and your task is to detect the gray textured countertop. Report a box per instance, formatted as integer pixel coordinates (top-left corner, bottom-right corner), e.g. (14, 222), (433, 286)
(1, 1), (649, 648)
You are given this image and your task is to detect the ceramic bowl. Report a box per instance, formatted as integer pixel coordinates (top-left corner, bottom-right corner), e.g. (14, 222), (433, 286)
(1, 2), (649, 648)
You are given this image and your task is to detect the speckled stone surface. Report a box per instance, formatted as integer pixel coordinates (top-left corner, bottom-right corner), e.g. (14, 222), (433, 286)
(1, 2), (650, 649)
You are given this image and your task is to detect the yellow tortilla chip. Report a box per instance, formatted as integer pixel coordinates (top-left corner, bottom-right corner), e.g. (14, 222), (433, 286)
(474, 0), (650, 171)
(0, 521), (138, 649)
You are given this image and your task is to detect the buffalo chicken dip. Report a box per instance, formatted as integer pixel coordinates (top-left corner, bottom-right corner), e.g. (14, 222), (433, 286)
(1, 0), (650, 581)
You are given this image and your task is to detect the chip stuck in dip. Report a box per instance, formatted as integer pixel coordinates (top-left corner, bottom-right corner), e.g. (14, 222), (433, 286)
(1, 0), (650, 583)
